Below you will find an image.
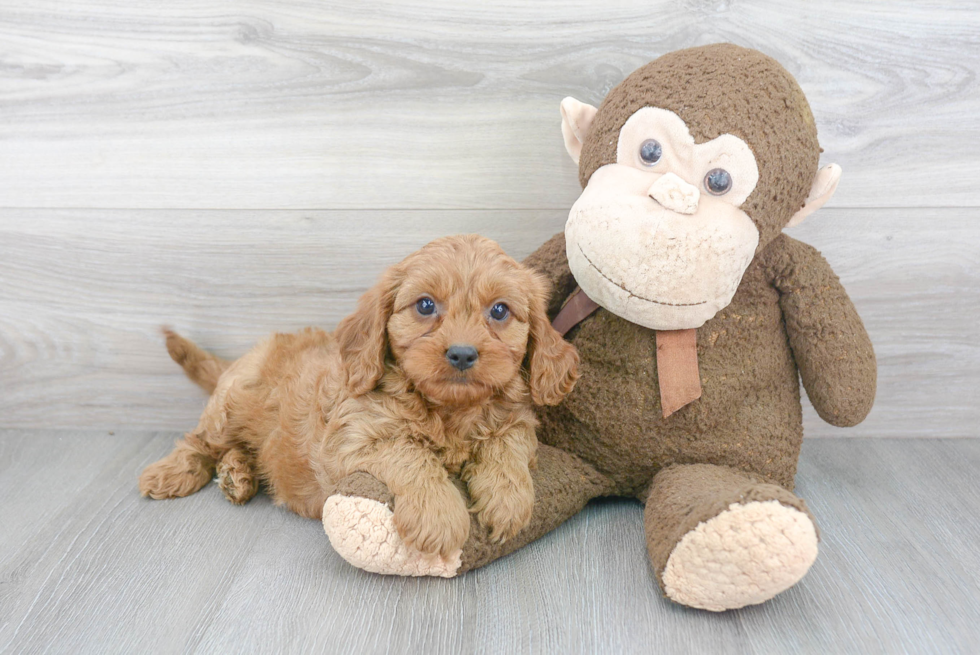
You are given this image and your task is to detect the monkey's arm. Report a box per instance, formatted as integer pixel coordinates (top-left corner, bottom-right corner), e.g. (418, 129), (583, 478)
(767, 235), (876, 427)
(522, 232), (578, 318)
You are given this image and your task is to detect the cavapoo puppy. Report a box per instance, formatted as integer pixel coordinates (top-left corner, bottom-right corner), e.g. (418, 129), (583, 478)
(139, 235), (579, 557)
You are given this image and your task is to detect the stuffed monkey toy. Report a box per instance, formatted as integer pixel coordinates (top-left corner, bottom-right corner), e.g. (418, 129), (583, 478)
(322, 43), (876, 611)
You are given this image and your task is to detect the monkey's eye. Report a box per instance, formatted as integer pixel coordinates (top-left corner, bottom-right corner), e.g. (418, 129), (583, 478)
(489, 302), (510, 321)
(638, 139), (663, 166)
(704, 168), (733, 195)
(416, 297), (436, 316)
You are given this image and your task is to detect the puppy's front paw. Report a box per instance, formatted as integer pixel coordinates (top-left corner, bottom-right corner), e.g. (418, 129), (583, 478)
(216, 454), (258, 505)
(139, 454), (212, 500)
(392, 483), (470, 558)
(470, 478), (534, 544)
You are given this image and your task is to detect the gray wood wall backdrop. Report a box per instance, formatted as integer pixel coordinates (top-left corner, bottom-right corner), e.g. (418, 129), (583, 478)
(0, 1), (977, 437)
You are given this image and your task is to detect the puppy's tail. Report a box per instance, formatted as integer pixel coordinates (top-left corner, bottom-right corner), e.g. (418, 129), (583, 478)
(163, 328), (230, 395)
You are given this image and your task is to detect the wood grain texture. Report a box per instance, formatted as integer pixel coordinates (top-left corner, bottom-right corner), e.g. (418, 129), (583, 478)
(0, 0), (977, 209)
(0, 431), (977, 653)
(1, 207), (977, 436)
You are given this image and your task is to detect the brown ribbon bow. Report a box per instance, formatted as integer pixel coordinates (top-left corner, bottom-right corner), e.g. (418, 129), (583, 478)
(551, 288), (702, 418)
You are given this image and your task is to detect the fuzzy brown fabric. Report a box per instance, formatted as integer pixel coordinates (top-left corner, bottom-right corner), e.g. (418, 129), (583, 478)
(527, 230), (876, 497)
(327, 46), (875, 608)
(459, 444), (612, 573)
(769, 238), (878, 426)
(335, 471), (395, 510)
(579, 43), (820, 250)
(643, 463), (816, 588)
(494, 225), (874, 591)
(330, 446), (612, 575)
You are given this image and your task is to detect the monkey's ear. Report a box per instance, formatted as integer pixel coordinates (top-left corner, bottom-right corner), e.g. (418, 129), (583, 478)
(560, 97), (598, 165)
(785, 164), (842, 228)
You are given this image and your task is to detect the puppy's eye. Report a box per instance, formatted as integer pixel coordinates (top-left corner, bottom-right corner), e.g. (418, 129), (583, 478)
(416, 297), (436, 316)
(704, 168), (733, 195)
(489, 303), (509, 321)
(639, 139), (663, 166)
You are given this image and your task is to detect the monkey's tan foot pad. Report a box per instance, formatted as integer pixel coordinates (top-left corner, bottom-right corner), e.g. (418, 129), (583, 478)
(322, 495), (462, 578)
(663, 500), (818, 612)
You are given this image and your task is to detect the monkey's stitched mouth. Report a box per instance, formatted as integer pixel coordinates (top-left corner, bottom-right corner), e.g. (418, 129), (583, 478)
(577, 245), (708, 307)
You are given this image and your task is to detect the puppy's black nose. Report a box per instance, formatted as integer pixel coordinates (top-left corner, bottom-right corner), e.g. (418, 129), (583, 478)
(446, 344), (478, 371)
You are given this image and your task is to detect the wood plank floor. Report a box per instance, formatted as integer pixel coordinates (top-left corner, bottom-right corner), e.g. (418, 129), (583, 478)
(0, 431), (977, 654)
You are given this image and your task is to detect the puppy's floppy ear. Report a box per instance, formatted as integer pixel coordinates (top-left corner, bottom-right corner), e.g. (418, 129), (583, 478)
(525, 270), (580, 405)
(334, 266), (402, 396)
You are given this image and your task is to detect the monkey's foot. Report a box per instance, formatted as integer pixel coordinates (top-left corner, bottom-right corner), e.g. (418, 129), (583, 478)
(322, 473), (462, 578)
(662, 500), (818, 612)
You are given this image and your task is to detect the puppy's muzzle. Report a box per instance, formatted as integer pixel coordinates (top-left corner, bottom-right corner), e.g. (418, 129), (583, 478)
(446, 344), (478, 371)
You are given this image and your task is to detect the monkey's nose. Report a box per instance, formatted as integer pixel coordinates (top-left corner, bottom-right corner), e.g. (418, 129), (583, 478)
(648, 172), (700, 214)
(446, 344), (479, 371)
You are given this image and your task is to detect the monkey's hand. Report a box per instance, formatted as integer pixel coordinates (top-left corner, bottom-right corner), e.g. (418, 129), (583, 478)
(769, 235), (877, 427)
